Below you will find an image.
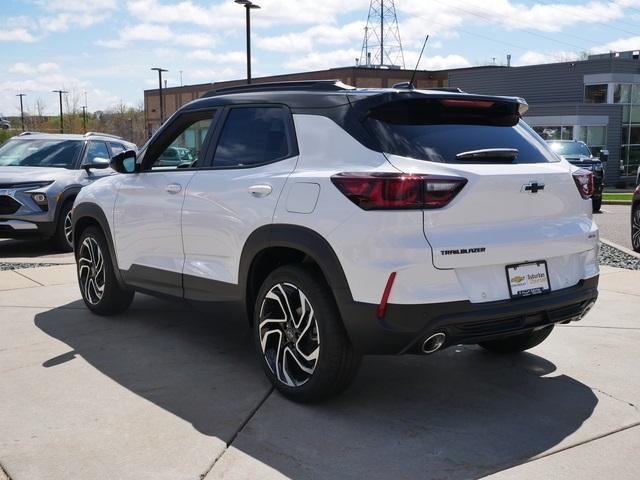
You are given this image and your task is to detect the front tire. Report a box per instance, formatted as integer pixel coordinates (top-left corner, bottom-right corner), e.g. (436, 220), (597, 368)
(254, 265), (361, 402)
(592, 196), (602, 213)
(479, 325), (554, 353)
(52, 201), (74, 252)
(632, 203), (640, 253)
(76, 226), (134, 315)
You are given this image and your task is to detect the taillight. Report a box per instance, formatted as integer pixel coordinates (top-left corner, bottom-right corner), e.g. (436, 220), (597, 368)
(331, 173), (467, 210)
(572, 169), (594, 199)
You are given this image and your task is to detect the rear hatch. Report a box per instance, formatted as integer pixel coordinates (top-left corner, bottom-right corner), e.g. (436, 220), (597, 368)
(364, 93), (597, 270)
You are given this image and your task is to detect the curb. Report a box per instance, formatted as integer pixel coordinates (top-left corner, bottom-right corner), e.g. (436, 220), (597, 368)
(601, 238), (640, 259)
(602, 200), (631, 206)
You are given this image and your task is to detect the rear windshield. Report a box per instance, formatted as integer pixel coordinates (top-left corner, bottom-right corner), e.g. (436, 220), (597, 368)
(366, 99), (559, 164)
(0, 139), (83, 169)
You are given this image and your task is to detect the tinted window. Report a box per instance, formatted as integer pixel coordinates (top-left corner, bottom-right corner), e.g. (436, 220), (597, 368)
(585, 84), (608, 104)
(213, 107), (291, 168)
(85, 141), (110, 163)
(367, 112), (559, 164)
(150, 116), (214, 170)
(110, 143), (126, 155)
(0, 139), (83, 169)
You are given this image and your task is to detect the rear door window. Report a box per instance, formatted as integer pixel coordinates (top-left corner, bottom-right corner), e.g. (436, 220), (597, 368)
(212, 107), (293, 168)
(366, 99), (559, 164)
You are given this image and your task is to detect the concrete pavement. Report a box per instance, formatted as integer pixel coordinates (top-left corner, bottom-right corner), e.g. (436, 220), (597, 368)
(0, 263), (638, 480)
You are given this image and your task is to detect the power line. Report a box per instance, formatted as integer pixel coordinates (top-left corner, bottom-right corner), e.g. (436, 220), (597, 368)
(443, 1), (592, 51)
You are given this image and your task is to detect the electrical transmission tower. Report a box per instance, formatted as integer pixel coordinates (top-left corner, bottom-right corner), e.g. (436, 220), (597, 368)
(359, 0), (405, 69)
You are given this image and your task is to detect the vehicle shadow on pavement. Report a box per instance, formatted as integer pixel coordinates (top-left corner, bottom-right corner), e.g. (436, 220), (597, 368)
(0, 239), (67, 259)
(34, 297), (598, 480)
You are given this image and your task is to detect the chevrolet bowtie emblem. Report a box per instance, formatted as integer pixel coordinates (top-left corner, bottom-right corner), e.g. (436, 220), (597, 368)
(523, 182), (545, 194)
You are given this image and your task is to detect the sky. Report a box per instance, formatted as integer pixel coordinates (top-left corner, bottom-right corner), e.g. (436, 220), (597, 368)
(1, 0), (640, 116)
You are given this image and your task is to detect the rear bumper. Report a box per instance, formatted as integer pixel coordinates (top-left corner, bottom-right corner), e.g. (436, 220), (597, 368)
(335, 276), (598, 354)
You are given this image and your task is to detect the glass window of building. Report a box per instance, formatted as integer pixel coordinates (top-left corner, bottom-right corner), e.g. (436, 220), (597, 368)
(584, 84), (608, 103)
(620, 84), (640, 176)
(576, 126), (607, 157)
(532, 125), (573, 141)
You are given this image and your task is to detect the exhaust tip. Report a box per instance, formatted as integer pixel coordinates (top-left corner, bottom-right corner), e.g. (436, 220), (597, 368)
(422, 332), (446, 354)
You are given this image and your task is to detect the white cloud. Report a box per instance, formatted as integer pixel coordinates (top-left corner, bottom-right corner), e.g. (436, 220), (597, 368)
(591, 36), (640, 54)
(258, 21), (365, 53)
(0, 28), (38, 43)
(39, 13), (110, 33)
(187, 50), (247, 64)
(35, 0), (119, 12)
(95, 23), (218, 49)
(284, 49), (361, 71)
(514, 50), (581, 66)
(420, 54), (471, 70)
(9, 62), (61, 75)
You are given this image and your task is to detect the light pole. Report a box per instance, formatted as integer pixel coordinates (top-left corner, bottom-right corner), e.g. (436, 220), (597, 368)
(235, 0), (260, 84)
(16, 94), (26, 132)
(52, 90), (68, 134)
(81, 105), (87, 133)
(151, 67), (168, 123)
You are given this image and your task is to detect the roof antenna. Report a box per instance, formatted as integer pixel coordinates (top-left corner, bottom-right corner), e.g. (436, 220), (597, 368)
(409, 35), (429, 89)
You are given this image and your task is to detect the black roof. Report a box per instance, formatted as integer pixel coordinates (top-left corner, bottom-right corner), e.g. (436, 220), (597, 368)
(181, 79), (528, 112)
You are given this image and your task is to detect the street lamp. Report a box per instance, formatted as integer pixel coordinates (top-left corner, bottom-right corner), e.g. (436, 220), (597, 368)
(235, 0), (260, 84)
(16, 94), (26, 132)
(52, 90), (68, 134)
(81, 105), (87, 133)
(150, 67), (169, 124)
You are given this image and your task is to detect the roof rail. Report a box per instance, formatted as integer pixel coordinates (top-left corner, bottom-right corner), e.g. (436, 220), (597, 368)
(84, 132), (123, 140)
(18, 131), (40, 136)
(424, 87), (465, 93)
(202, 80), (355, 98)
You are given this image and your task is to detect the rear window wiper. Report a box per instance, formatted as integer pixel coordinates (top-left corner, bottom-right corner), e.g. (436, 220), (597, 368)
(455, 148), (519, 162)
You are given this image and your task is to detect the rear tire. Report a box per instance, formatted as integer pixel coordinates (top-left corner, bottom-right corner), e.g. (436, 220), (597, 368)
(52, 201), (74, 252)
(253, 264), (361, 402)
(479, 325), (554, 353)
(632, 203), (640, 253)
(592, 196), (602, 213)
(76, 226), (134, 315)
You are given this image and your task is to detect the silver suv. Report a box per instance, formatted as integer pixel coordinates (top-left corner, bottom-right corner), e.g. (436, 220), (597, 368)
(0, 132), (136, 251)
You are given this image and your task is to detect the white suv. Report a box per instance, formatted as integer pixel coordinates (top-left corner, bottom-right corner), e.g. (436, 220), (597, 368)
(72, 81), (600, 402)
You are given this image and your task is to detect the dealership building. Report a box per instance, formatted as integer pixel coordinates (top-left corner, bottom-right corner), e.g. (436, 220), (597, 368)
(144, 50), (640, 186)
(449, 50), (640, 186)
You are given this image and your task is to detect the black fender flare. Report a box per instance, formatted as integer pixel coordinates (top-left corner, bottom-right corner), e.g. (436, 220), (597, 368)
(239, 224), (354, 323)
(53, 186), (82, 225)
(72, 202), (125, 288)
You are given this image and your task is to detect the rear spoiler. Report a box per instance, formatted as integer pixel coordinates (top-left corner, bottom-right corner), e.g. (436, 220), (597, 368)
(352, 91), (529, 127)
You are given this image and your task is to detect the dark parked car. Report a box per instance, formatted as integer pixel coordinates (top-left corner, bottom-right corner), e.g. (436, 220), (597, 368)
(633, 186), (640, 252)
(547, 140), (606, 212)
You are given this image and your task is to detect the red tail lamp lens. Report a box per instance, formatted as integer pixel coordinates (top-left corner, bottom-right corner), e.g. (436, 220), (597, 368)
(331, 173), (467, 210)
(572, 169), (594, 199)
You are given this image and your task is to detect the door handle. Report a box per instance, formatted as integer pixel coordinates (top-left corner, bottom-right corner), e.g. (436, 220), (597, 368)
(166, 183), (182, 194)
(248, 184), (273, 197)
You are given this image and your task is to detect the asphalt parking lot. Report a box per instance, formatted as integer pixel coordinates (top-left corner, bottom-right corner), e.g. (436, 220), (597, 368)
(596, 204), (633, 251)
(1, 219), (639, 480)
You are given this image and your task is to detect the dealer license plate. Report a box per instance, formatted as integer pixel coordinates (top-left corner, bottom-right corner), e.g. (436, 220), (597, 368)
(506, 261), (550, 298)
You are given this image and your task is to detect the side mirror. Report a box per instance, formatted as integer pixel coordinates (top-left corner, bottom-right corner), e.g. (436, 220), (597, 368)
(83, 157), (110, 171)
(110, 149), (138, 174)
(599, 149), (609, 162)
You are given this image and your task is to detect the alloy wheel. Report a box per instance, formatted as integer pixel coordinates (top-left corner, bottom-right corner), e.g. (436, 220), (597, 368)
(633, 207), (640, 251)
(64, 211), (73, 247)
(78, 236), (106, 305)
(258, 283), (320, 387)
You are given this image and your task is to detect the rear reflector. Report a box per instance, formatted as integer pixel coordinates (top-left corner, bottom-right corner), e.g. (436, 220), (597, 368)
(572, 169), (594, 199)
(331, 173), (467, 210)
(377, 272), (397, 319)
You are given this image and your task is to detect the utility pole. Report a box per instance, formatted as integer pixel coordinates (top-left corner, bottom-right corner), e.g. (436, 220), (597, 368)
(179, 70), (183, 86)
(52, 90), (68, 134)
(150, 67), (168, 124)
(16, 94), (26, 132)
(81, 105), (87, 133)
(235, 0), (261, 84)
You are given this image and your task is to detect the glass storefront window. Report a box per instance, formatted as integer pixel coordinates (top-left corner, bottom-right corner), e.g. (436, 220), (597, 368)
(532, 125), (572, 140)
(622, 146), (640, 177)
(622, 126), (640, 145)
(561, 126), (573, 139)
(576, 125), (606, 147)
(614, 84), (632, 104)
(584, 84), (608, 103)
